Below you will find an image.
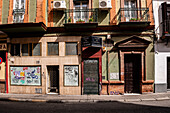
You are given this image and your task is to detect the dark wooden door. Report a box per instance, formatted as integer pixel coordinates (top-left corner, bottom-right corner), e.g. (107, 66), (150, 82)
(83, 59), (99, 94)
(167, 58), (170, 89)
(47, 66), (59, 93)
(124, 54), (141, 93)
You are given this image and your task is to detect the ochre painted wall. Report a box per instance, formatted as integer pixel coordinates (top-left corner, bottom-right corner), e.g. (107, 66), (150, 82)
(2, 0), (9, 24)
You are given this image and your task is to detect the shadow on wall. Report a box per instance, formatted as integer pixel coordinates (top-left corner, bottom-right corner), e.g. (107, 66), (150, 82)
(53, 11), (65, 27)
(98, 10), (108, 24)
(48, 10), (65, 27)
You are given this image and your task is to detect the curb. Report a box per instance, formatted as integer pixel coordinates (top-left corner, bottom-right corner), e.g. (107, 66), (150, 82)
(0, 97), (170, 103)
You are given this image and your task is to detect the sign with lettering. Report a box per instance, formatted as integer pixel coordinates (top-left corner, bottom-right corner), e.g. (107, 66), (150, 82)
(0, 57), (2, 64)
(82, 36), (102, 47)
(0, 43), (7, 51)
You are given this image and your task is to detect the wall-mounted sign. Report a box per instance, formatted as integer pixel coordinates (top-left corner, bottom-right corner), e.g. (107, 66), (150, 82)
(81, 36), (102, 47)
(0, 43), (7, 51)
(0, 57), (2, 64)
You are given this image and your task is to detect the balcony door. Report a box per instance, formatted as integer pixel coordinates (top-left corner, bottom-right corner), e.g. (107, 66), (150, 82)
(13, 0), (25, 23)
(124, 0), (137, 21)
(74, 2), (89, 23)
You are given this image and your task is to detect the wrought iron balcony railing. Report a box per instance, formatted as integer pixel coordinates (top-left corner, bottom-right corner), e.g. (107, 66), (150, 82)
(117, 8), (149, 23)
(13, 9), (25, 14)
(64, 9), (98, 24)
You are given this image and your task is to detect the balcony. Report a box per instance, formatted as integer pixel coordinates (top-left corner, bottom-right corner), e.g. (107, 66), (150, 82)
(13, 9), (25, 23)
(64, 9), (98, 29)
(161, 20), (170, 39)
(117, 8), (150, 27)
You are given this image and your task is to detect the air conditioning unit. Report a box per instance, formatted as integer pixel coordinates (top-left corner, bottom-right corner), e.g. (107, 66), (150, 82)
(53, 1), (66, 10)
(99, 0), (112, 10)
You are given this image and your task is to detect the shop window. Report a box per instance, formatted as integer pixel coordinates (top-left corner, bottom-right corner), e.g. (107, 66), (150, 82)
(66, 42), (78, 55)
(47, 42), (59, 55)
(11, 44), (20, 56)
(64, 65), (79, 86)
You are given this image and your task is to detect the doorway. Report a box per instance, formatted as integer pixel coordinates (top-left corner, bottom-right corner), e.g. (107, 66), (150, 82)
(124, 0), (137, 21)
(74, 1), (89, 23)
(47, 66), (59, 94)
(83, 59), (99, 94)
(124, 54), (141, 93)
(0, 51), (6, 93)
(167, 58), (170, 89)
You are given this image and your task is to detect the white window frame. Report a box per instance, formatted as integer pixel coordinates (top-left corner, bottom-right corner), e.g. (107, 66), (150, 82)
(13, 0), (25, 23)
(73, 2), (89, 23)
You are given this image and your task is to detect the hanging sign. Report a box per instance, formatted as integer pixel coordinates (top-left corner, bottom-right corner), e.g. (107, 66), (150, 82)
(0, 43), (7, 51)
(81, 36), (102, 48)
(0, 57), (2, 64)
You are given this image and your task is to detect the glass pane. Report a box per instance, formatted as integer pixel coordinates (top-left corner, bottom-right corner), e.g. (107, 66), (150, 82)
(33, 43), (40, 56)
(48, 42), (59, 55)
(22, 44), (28, 56)
(66, 42), (77, 55)
(11, 44), (20, 56)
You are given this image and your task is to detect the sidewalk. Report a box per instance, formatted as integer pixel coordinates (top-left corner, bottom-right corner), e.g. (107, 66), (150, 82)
(0, 92), (170, 103)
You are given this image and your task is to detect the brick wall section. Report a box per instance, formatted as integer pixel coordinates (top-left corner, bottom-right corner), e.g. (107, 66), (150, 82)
(110, 0), (116, 25)
(24, 0), (29, 23)
(36, 0), (43, 22)
(48, 0), (53, 27)
(147, 0), (154, 25)
(36, 0), (46, 23)
(0, 0), (2, 24)
(8, 0), (13, 24)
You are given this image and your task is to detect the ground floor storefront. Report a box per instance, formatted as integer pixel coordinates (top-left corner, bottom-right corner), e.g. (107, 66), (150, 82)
(0, 34), (154, 95)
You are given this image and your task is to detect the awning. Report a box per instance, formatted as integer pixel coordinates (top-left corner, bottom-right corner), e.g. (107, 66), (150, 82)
(0, 22), (47, 35)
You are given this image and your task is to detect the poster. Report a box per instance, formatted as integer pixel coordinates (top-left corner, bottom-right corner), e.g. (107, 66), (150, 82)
(64, 65), (79, 86)
(10, 66), (41, 85)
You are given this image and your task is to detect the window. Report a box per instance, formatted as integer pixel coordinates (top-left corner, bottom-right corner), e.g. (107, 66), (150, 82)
(13, 0), (25, 23)
(22, 44), (29, 56)
(47, 42), (59, 55)
(74, 2), (88, 22)
(33, 43), (41, 56)
(11, 43), (41, 56)
(11, 44), (20, 56)
(66, 42), (78, 55)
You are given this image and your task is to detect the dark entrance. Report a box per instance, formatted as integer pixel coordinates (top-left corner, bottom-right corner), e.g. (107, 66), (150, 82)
(124, 54), (141, 93)
(47, 66), (59, 94)
(167, 58), (170, 89)
(83, 59), (99, 94)
(0, 51), (6, 93)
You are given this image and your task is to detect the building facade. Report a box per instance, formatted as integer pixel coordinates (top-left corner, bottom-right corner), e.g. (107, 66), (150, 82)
(153, 1), (170, 93)
(0, 0), (154, 95)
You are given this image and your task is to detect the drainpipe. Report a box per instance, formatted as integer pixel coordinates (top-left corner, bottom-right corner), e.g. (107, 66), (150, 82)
(6, 52), (8, 93)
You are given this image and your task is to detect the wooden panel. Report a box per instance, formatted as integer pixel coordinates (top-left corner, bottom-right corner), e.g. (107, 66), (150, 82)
(83, 59), (99, 94)
(124, 54), (141, 93)
(167, 58), (170, 89)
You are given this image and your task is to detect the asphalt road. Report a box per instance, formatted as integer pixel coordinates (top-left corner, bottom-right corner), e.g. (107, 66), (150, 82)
(0, 100), (170, 113)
